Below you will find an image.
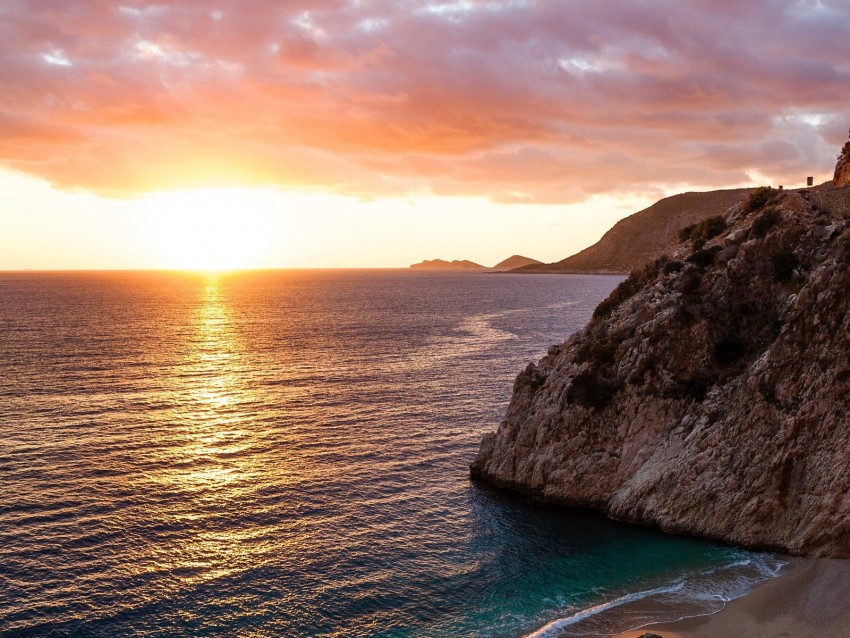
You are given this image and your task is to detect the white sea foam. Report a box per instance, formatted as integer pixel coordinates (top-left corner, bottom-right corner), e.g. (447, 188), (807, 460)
(524, 582), (686, 638)
(523, 553), (786, 638)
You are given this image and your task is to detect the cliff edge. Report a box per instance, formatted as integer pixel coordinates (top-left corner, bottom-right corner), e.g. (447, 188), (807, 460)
(472, 181), (850, 557)
(835, 129), (850, 188)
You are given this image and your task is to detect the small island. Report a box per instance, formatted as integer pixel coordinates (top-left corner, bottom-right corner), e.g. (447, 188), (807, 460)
(409, 254), (542, 270)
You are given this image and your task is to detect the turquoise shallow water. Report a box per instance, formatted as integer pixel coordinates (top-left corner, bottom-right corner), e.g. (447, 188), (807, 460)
(0, 270), (780, 637)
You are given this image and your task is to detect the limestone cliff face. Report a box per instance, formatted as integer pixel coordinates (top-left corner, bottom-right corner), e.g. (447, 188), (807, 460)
(835, 131), (850, 188)
(472, 187), (850, 557)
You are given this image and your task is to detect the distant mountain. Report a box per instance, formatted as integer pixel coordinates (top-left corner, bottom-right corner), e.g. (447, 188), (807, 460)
(515, 188), (757, 274)
(410, 259), (487, 270)
(492, 255), (542, 270)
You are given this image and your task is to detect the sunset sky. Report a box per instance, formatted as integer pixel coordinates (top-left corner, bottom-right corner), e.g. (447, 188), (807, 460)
(2, 0), (848, 269)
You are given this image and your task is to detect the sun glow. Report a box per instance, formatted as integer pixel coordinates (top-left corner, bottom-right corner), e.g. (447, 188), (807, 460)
(144, 188), (285, 271)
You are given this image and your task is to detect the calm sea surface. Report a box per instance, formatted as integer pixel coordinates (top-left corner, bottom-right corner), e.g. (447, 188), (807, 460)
(0, 271), (780, 637)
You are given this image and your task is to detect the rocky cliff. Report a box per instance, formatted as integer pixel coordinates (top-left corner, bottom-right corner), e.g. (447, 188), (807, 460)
(472, 184), (850, 557)
(835, 130), (850, 188)
(515, 188), (755, 274)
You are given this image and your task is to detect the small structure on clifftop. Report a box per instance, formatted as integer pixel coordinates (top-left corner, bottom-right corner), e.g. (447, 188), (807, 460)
(835, 128), (850, 188)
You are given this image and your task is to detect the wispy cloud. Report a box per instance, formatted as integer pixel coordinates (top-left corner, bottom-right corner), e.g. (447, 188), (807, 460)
(1, 0), (848, 200)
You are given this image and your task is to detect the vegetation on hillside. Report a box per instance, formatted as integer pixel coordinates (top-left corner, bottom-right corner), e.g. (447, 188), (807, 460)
(742, 186), (777, 215)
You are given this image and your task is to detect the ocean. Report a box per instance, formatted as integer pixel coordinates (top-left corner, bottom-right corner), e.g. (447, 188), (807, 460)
(0, 270), (782, 637)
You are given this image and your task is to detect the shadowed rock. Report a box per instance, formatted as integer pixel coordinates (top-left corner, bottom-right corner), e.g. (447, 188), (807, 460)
(834, 129), (850, 189)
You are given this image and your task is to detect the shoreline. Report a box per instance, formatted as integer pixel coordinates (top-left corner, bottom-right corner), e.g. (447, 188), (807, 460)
(523, 551), (785, 638)
(608, 557), (850, 638)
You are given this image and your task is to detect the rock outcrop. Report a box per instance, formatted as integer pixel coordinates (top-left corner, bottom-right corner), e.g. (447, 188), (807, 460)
(515, 188), (756, 274)
(835, 129), (850, 188)
(472, 183), (850, 557)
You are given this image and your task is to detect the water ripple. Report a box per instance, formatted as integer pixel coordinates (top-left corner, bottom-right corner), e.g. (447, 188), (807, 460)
(0, 271), (775, 637)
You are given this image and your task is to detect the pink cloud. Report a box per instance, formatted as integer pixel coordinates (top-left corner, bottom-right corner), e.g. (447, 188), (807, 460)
(0, 0), (848, 201)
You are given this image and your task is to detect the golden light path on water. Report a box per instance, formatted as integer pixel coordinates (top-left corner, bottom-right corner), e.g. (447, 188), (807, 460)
(122, 275), (308, 601)
(136, 277), (253, 587)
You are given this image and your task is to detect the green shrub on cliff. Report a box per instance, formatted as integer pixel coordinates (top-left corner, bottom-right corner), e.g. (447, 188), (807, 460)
(714, 336), (746, 365)
(676, 265), (703, 296)
(593, 257), (667, 319)
(566, 370), (620, 410)
(663, 260), (683, 274)
(678, 215), (727, 251)
(839, 227), (850, 262)
(687, 245), (722, 269)
(742, 186), (777, 215)
(771, 250), (798, 282)
(662, 371), (715, 403)
(752, 208), (782, 238)
(575, 334), (619, 368)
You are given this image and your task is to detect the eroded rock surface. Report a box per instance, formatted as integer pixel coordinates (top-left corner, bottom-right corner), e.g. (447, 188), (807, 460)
(472, 186), (850, 557)
(835, 130), (850, 188)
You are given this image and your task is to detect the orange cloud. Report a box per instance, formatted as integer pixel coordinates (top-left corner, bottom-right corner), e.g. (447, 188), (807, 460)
(1, 0), (849, 201)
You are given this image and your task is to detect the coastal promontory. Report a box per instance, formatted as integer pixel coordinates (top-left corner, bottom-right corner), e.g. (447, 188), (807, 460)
(472, 146), (850, 556)
(515, 188), (755, 274)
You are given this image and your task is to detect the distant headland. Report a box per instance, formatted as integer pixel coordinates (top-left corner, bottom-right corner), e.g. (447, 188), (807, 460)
(515, 188), (758, 274)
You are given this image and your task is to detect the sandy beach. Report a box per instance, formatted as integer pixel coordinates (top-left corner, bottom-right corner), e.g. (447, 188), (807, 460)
(610, 558), (850, 638)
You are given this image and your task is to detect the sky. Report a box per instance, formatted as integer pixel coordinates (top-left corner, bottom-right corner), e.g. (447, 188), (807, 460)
(1, 0), (849, 269)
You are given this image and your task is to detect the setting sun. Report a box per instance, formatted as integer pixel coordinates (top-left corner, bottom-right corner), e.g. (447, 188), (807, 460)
(144, 188), (284, 271)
